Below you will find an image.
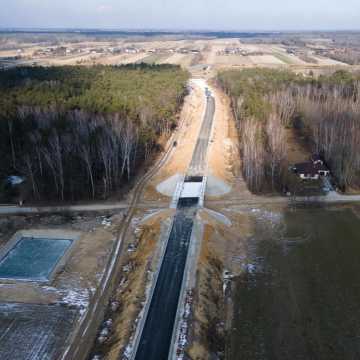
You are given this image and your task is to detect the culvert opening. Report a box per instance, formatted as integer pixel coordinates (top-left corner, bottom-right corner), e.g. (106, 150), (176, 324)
(184, 176), (203, 183)
(177, 197), (199, 208)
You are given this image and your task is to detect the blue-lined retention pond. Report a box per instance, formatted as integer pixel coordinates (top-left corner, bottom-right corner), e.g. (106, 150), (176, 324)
(0, 237), (73, 281)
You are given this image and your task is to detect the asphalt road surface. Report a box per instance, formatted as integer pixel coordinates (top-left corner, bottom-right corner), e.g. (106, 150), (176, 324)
(134, 208), (195, 360)
(188, 95), (215, 176)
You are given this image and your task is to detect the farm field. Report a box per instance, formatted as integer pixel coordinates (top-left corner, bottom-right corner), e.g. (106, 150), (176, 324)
(2, 33), (357, 71)
(229, 205), (360, 360)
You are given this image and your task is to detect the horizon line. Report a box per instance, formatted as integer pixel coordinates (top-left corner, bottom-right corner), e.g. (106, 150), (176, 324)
(1, 27), (360, 33)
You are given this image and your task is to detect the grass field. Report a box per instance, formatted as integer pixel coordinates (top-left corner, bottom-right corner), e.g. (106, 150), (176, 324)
(136, 53), (170, 64)
(272, 51), (294, 64)
(229, 205), (360, 360)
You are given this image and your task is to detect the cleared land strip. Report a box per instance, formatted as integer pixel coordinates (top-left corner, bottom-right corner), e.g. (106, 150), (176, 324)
(132, 86), (215, 360)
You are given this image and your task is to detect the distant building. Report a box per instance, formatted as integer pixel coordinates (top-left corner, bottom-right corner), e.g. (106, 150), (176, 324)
(293, 155), (330, 180)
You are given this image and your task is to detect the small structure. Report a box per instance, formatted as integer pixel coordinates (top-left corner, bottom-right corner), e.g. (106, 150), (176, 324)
(293, 155), (330, 180)
(5, 175), (27, 205)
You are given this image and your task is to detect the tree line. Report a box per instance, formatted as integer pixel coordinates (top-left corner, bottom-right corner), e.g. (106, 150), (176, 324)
(0, 64), (189, 201)
(217, 68), (360, 193)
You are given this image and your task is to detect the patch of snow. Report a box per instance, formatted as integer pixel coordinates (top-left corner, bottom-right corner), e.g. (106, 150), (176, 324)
(122, 264), (131, 273)
(250, 208), (283, 227)
(100, 328), (110, 337)
(176, 290), (193, 359)
(97, 335), (107, 344)
(123, 344), (133, 359)
(60, 289), (89, 315)
(104, 318), (113, 328)
(101, 216), (112, 227)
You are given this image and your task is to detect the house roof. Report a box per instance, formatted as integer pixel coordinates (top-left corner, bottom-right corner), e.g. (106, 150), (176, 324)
(294, 162), (329, 175)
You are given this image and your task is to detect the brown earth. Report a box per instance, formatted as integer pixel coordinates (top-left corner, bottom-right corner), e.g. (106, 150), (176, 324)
(143, 80), (206, 202)
(187, 205), (256, 360)
(89, 209), (174, 359)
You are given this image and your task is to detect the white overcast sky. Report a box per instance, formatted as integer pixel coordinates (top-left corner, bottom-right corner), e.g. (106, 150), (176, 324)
(1, 0), (360, 31)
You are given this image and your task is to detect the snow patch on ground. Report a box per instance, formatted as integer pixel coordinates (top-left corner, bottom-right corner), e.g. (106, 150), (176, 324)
(101, 216), (112, 227)
(175, 290), (193, 360)
(251, 208), (283, 227)
(123, 344), (133, 359)
(60, 289), (90, 315)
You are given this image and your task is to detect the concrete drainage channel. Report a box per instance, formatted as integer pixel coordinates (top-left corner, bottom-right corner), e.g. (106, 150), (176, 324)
(131, 85), (215, 360)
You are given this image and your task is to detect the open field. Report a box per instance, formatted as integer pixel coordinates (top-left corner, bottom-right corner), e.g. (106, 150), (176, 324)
(135, 53), (170, 64)
(0, 303), (78, 359)
(229, 205), (360, 360)
(2, 32), (359, 71)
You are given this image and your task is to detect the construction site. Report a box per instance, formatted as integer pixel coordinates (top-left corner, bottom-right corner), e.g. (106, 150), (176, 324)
(2, 29), (360, 360)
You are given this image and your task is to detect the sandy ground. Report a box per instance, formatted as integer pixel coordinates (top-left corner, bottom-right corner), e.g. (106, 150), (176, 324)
(214, 55), (252, 66)
(206, 83), (252, 202)
(143, 79), (206, 202)
(207, 85), (238, 182)
(249, 54), (285, 65)
(311, 55), (348, 66)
